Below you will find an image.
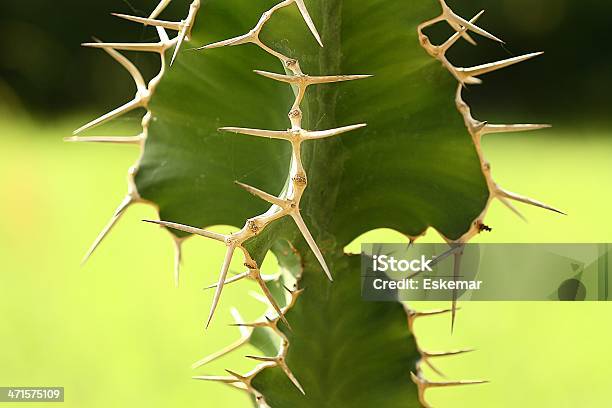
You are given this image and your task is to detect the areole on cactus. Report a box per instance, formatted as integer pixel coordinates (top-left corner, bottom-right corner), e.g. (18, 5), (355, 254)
(67, 0), (563, 406)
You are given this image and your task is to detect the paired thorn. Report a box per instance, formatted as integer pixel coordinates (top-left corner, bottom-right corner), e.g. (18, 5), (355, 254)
(439, 0), (503, 44)
(82, 195), (134, 265)
(440, 11), (484, 53)
(143, 219), (227, 242)
(172, 236), (184, 288)
(253, 70), (371, 86)
(457, 52), (543, 82)
(206, 245), (237, 329)
(112, 13), (182, 31)
(246, 355), (305, 395)
(294, 0), (323, 47)
(91, 38), (146, 92)
(220, 124), (366, 141)
(235, 182), (288, 208)
(423, 349), (474, 358)
(82, 41), (165, 53)
(497, 196), (527, 222)
(495, 188), (566, 215)
(73, 98), (144, 135)
(479, 123), (551, 136)
(192, 309), (251, 369)
(291, 211), (333, 281)
(204, 271), (249, 290)
(64, 135), (144, 145)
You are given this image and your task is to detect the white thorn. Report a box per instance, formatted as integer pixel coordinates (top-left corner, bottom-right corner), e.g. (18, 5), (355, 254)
(206, 245), (236, 328)
(82, 195), (133, 265)
(149, 0), (172, 19)
(192, 375), (241, 384)
(172, 237), (183, 288)
(220, 127), (292, 140)
(496, 188), (566, 215)
(497, 196), (527, 222)
(304, 124), (367, 140)
(291, 211), (333, 281)
(230, 307), (250, 338)
(458, 52), (543, 80)
(235, 181), (287, 207)
(444, 6), (504, 43)
(143, 220), (227, 242)
(82, 41), (165, 53)
(480, 123), (551, 136)
(170, 26), (188, 66)
(441, 11), (484, 52)
(64, 135), (143, 145)
(204, 271), (249, 290)
(93, 38), (147, 92)
(253, 70), (371, 85)
(112, 13), (183, 31)
(194, 33), (253, 50)
(73, 98), (144, 135)
(294, 0), (323, 47)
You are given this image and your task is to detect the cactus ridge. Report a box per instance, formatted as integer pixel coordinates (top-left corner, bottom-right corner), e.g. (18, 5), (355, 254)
(69, 0), (565, 406)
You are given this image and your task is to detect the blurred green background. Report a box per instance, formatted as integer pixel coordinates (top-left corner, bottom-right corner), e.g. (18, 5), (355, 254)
(0, 0), (610, 407)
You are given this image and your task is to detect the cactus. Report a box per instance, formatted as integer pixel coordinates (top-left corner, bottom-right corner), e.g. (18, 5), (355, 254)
(68, 0), (562, 406)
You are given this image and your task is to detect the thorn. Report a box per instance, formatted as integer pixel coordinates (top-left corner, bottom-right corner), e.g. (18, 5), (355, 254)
(143, 219), (227, 242)
(192, 33), (253, 51)
(225, 369), (249, 382)
(249, 290), (272, 305)
(156, 26), (170, 44)
(451, 248), (464, 333)
(304, 124), (367, 140)
(149, 0), (172, 19)
(458, 52), (543, 80)
(427, 378), (488, 388)
(81, 195), (133, 265)
(252, 273), (292, 331)
(220, 127), (291, 140)
(245, 355), (276, 363)
(291, 211), (333, 281)
(203, 271), (249, 290)
(206, 245), (236, 329)
(64, 135), (143, 145)
(92, 38), (146, 91)
(278, 357), (306, 395)
(170, 25), (189, 66)
(294, 0), (323, 47)
(444, 6), (504, 43)
(423, 359), (447, 378)
(172, 237), (183, 288)
(496, 188), (566, 215)
(112, 13), (183, 30)
(423, 349), (474, 358)
(234, 181), (287, 207)
(253, 70), (371, 85)
(73, 98), (144, 135)
(440, 11), (484, 52)
(82, 41), (164, 53)
(497, 196), (527, 222)
(230, 307), (250, 337)
(192, 337), (250, 369)
(192, 375), (241, 384)
(247, 355), (305, 395)
(480, 123), (551, 136)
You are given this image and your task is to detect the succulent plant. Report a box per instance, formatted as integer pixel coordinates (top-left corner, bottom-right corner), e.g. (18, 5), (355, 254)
(67, 0), (562, 406)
